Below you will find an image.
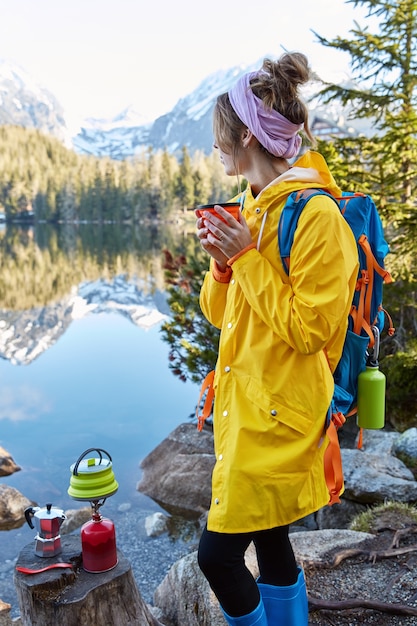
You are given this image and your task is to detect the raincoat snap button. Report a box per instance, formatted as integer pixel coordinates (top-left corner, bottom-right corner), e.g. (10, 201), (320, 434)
(215, 498), (220, 505)
(218, 454), (223, 461)
(271, 409), (277, 416)
(223, 410), (228, 417)
(227, 322), (232, 329)
(255, 207), (261, 214)
(231, 278), (235, 285)
(224, 366), (230, 372)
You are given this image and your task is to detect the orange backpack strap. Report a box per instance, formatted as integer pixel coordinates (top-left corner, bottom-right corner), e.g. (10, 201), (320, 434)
(324, 412), (346, 505)
(353, 235), (394, 339)
(380, 306), (395, 336)
(196, 370), (215, 431)
(351, 304), (375, 346)
(359, 235), (393, 323)
(352, 268), (370, 338)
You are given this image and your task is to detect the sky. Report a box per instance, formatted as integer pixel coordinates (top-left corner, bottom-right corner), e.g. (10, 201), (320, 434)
(0, 0), (369, 133)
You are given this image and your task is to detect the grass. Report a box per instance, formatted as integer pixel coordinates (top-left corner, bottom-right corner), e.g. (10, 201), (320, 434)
(349, 501), (417, 533)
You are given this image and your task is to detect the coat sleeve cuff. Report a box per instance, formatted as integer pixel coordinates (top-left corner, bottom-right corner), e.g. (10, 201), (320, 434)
(227, 242), (257, 266)
(212, 261), (233, 283)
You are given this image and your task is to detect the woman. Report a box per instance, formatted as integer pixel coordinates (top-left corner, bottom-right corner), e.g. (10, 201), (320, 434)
(195, 52), (358, 626)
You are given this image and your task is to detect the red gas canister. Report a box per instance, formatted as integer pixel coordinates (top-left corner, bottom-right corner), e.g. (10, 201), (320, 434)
(81, 512), (118, 573)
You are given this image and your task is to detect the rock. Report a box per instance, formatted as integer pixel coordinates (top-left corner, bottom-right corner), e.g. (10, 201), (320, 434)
(60, 507), (92, 535)
(0, 448), (20, 477)
(393, 427), (417, 463)
(0, 485), (33, 531)
(145, 512), (170, 538)
(291, 512), (318, 532)
(0, 600), (11, 626)
(0, 599), (21, 625)
(289, 528), (374, 565)
(355, 429), (400, 455)
(341, 448), (417, 503)
(138, 423), (215, 517)
(315, 497), (367, 530)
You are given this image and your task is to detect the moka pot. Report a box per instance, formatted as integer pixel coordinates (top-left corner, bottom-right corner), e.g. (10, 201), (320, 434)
(24, 503), (66, 557)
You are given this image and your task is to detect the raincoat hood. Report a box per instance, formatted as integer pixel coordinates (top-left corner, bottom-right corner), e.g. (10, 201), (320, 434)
(255, 150), (342, 203)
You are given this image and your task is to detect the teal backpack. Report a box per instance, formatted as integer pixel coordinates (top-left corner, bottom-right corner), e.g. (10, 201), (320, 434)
(278, 188), (394, 504)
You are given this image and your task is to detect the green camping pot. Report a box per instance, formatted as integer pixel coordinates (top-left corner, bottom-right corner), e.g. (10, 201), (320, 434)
(68, 448), (119, 501)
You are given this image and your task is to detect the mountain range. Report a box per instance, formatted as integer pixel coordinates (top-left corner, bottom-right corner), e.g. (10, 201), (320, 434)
(0, 57), (373, 160)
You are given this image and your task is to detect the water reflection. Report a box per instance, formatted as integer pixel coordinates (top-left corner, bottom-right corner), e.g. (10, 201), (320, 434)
(0, 274), (170, 365)
(0, 220), (183, 310)
(0, 221), (201, 611)
(0, 220), (189, 362)
(0, 384), (51, 421)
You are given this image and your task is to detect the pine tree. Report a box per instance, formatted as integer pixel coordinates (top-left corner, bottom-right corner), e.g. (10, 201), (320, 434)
(160, 242), (220, 384)
(314, 0), (417, 232)
(159, 149), (178, 215)
(314, 0), (417, 427)
(175, 146), (195, 210)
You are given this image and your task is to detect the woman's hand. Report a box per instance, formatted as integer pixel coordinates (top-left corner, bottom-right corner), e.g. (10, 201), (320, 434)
(196, 205), (252, 268)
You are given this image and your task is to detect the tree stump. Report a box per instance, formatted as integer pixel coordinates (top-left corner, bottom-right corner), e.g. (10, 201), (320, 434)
(14, 535), (161, 625)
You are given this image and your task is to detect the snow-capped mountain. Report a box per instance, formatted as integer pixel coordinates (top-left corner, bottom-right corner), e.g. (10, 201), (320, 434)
(0, 275), (169, 366)
(72, 61), (373, 159)
(0, 58), (70, 145)
(0, 57), (373, 161)
(72, 61), (261, 159)
(73, 105), (152, 158)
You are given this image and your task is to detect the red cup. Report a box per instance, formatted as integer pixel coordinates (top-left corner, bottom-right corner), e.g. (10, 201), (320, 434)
(195, 202), (240, 223)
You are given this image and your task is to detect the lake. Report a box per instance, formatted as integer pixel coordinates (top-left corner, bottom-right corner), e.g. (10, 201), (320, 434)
(0, 220), (203, 614)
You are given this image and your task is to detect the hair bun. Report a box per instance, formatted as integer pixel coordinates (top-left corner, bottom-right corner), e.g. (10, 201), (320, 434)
(250, 51), (313, 139)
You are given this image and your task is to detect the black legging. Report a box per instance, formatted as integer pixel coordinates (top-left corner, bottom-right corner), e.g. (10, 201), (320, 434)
(197, 524), (298, 617)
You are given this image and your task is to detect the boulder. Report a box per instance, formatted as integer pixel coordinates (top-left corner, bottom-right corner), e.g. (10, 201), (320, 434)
(289, 528), (374, 565)
(0, 484), (33, 531)
(315, 497), (367, 530)
(0, 599), (21, 625)
(355, 429), (400, 455)
(0, 448), (20, 477)
(138, 423), (215, 516)
(0, 600), (11, 626)
(393, 427), (417, 464)
(145, 512), (170, 538)
(341, 448), (417, 503)
(60, 507), (92, 535)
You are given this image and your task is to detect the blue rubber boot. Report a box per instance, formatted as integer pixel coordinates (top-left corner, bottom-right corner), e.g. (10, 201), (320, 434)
(257, 567), (308, 625)
(222, 598), (268, 625)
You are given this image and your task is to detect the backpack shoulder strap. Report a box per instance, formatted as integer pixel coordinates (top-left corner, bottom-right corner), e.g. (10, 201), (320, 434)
(278, 188), (344, 505)
(278, 188), (337, 274)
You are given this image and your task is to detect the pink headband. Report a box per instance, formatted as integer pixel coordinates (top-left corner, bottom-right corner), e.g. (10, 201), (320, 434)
(228, 71), (303, 159)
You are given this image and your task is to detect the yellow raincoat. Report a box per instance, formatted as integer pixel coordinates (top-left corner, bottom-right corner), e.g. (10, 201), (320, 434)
(200, 151), (359, 533)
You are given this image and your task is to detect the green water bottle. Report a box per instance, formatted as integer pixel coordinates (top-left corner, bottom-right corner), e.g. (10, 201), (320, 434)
(357, 327), (386, 430)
